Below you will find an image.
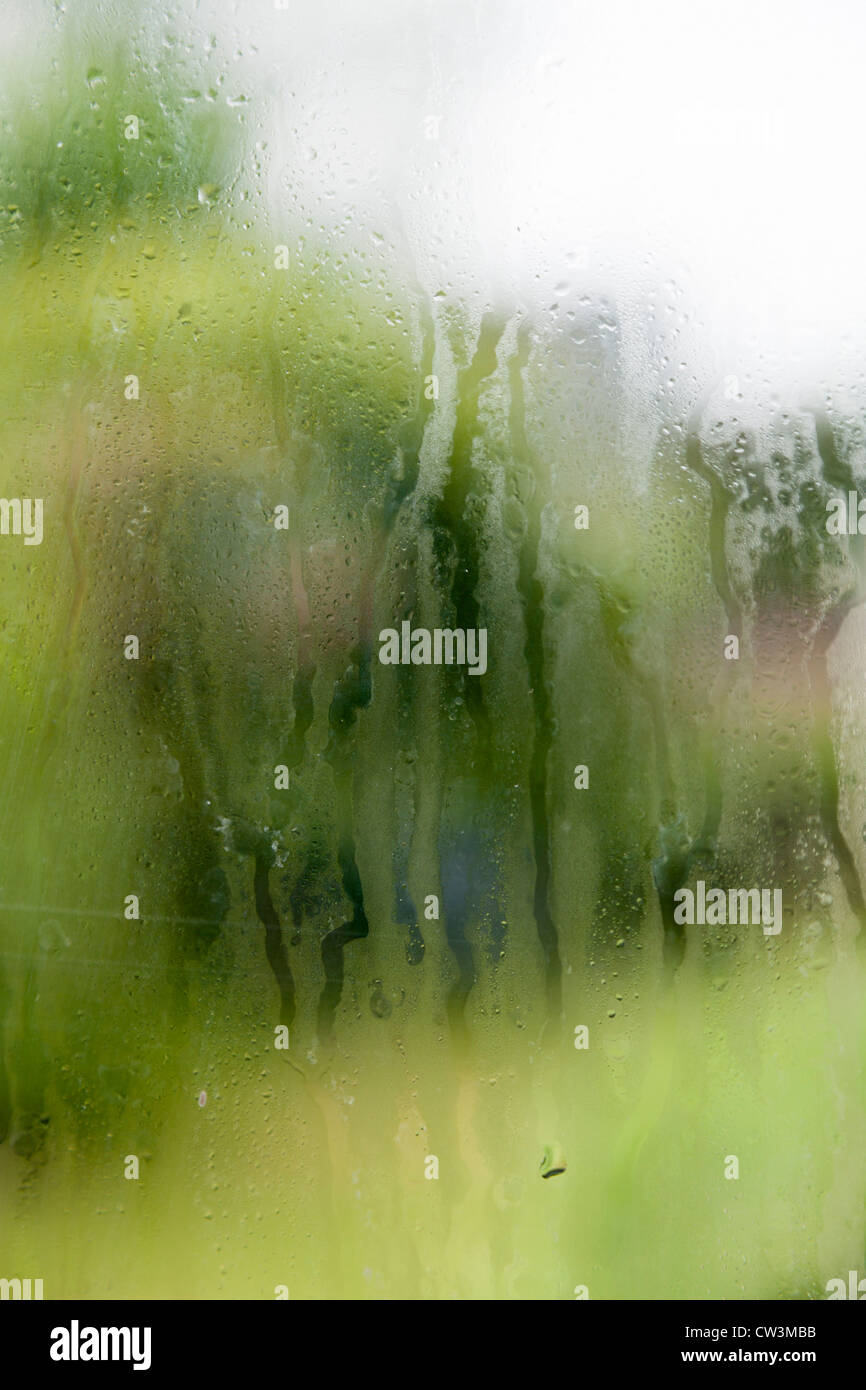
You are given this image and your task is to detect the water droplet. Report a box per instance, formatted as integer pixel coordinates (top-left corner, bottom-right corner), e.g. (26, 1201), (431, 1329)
(540, 1143), (567, 1179)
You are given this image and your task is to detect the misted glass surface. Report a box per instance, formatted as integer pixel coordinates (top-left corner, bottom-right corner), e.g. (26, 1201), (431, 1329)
(1, 0), (866, 1300)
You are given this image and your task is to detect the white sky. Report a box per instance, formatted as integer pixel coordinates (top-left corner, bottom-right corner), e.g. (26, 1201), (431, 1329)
(7, 0), (866, 407)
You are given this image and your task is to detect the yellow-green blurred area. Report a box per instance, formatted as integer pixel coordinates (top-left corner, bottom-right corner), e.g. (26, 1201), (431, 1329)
(1, 0), (866, 1301)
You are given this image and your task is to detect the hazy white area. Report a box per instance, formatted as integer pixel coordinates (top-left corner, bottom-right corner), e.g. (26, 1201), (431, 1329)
(6, 0), (866, 409)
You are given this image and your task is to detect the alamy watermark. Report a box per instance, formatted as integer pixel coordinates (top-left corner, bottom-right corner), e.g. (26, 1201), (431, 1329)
(0, 1276), (43, 1299)
(378, 622), (487, 675)
(827, 491), (866, 535)
(50, 1320), (152, 1371)
(673, 880), (782, 935)
(826, 1269), (866, 1299)
(0, 497), (42, 545)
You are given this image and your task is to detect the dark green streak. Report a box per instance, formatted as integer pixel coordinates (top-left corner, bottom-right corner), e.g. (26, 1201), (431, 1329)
(318, 649), (372, 1039)
(509, 322), (561, 1019)
(254, 851), (296, 1029)
(433, 314), (504, 756)
(317, 786), (370, 1040)
(431, 315), (504, 1027)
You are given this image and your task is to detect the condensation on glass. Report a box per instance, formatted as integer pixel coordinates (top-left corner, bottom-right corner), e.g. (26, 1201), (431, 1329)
(0, 0), (864, 1301)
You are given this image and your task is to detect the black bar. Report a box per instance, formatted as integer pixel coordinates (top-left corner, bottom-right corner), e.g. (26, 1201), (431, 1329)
(5, 1296), (859, 1375)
